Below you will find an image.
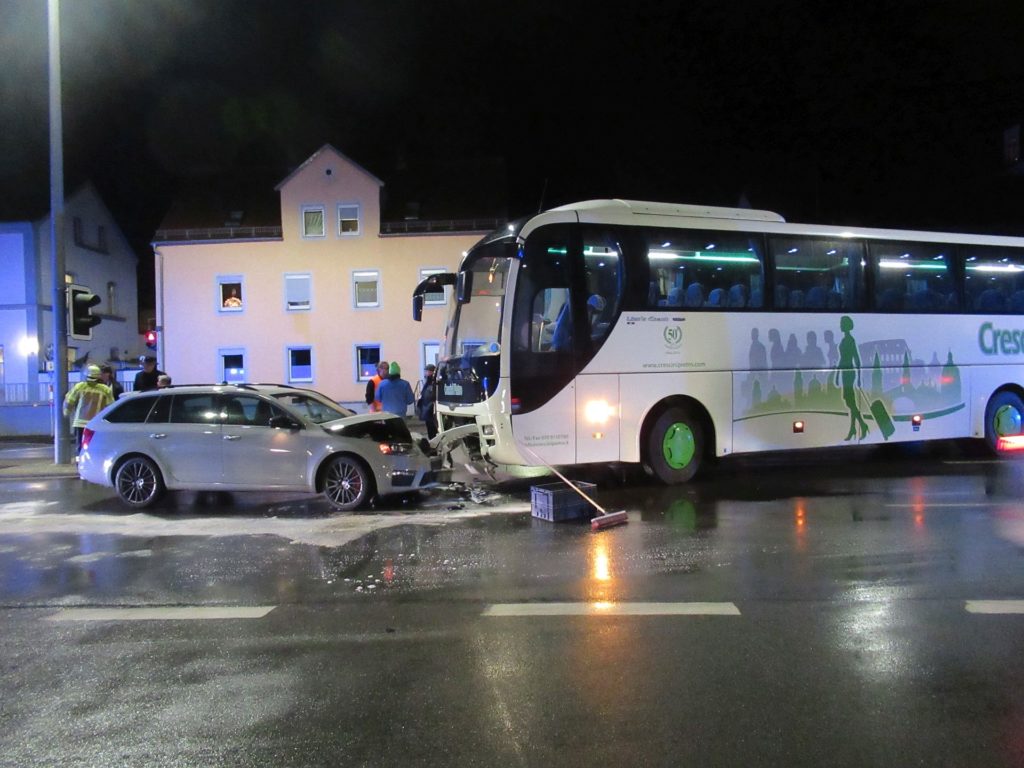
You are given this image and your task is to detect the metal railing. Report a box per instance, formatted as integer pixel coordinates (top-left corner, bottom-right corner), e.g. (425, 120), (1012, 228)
(380, 218), (503, 236)
(153, 226), (283, 242)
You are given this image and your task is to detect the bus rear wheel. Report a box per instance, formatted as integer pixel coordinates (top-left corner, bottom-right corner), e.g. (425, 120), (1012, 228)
(645, 406), (704, 484)
(984, 390), (1024, 454)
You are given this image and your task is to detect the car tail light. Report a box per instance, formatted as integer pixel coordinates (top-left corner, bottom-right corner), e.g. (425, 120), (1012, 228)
(81, 428), (95, 451)
(379, 442), (411, 455)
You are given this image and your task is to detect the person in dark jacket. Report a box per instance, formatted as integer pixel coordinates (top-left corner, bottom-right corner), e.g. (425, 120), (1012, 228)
(99, 365), (124, 400)
(133, 356), (165, 393)
(417, 364), (437, 439)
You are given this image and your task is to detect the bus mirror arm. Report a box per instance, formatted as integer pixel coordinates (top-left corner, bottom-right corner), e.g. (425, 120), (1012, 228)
(412, 294), (424, 322)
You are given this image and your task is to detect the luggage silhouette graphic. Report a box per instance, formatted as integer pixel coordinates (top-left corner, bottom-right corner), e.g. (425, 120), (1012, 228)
(858, 389), (895, 441)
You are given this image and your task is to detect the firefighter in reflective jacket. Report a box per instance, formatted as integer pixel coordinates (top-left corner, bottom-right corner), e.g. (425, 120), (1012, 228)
(63, 364), (114, 451)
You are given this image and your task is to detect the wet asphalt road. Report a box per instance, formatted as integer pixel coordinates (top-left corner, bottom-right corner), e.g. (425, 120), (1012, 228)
(1, 444), (1024, 767)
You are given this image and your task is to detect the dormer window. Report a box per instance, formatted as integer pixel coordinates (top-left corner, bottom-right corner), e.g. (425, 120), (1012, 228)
(302, 205), (326, 238)
(338, 204), (360, 236)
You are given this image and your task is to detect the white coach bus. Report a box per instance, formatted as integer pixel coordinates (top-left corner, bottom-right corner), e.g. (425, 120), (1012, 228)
(413, 199), (1024, 482)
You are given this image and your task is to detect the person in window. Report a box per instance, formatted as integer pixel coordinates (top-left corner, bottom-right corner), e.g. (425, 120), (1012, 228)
(377, 362), (415, 417)
(364, 360), (389, 412)
(64, 365), (114, 451)
(99, 365), (123, 400)
(223, 287), (242, 308)
(133, 356), (166, 393)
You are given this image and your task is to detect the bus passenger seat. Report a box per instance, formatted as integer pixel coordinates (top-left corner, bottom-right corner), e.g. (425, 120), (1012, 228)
(1010, 290), (1024, 314)
(728, 284), (748, 308)
(788, 289), (804, 309)
(976, 289), (1005, 313)
(684, 283), (704, 308)
(774, 285), (788, 308)
(648, 282), (659, 307)
(878, 288), (904, 312)
(706, 287), (725, 307)
(666, 286), (683, 307)
(805, 286), (826, 309)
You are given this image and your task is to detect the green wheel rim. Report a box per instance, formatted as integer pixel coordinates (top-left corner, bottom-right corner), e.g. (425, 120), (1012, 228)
(994, 404), (1022, 437)
(662, 422), (696, 470)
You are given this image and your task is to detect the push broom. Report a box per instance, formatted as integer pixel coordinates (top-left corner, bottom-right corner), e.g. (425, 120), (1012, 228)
(517, 442), (628, 530)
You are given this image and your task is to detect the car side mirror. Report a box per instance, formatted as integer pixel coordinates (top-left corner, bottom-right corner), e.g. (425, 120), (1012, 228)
(269, 414), (301, 430)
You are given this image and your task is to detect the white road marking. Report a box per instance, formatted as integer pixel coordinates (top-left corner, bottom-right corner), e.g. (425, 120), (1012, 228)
(45, 606), (276, 622)
(483, 602), (740, 617)
(965, 600), (1024, 614)
(884, 502), (1004, 508)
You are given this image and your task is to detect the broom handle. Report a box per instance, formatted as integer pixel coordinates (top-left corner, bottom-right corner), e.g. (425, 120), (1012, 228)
(516, 441), (608, 515)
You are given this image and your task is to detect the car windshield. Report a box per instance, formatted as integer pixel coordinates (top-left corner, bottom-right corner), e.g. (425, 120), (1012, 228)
(271, 391), (352, 424)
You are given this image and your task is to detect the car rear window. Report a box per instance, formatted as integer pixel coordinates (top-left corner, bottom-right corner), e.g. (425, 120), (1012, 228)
(104, 395), (158, 423)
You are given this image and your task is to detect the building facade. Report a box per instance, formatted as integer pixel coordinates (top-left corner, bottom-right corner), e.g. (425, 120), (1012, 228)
(0, 183), (140, 431)
(153, 145), (497, 404)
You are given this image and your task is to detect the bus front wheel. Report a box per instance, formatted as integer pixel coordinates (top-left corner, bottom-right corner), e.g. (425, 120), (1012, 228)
(984, 390), (1024, 453)
(645, 406), (704, 484)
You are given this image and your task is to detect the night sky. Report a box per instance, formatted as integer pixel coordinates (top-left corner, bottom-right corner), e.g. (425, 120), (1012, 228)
(3, 0), (1024, 309)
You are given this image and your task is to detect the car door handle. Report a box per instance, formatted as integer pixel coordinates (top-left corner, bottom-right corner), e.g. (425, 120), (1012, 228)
(223, 435), (241, 441)
(149, 433), (166, 439)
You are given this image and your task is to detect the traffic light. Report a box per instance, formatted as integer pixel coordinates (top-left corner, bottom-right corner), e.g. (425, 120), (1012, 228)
(68, 284), (102, 339)
(144, 330), (158, 350)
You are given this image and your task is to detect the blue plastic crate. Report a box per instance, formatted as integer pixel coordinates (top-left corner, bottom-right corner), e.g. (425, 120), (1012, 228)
(531, 481), (597, 522)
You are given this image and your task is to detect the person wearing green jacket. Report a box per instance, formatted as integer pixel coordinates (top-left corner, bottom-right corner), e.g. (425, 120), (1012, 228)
(63, 365), (114, 451)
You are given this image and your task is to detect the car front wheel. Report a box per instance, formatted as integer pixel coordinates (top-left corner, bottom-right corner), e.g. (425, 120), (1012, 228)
(114, 456), (165, 508)
(322, 455), (372, 511)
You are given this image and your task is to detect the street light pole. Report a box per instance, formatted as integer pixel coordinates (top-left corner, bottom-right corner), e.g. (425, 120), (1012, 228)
(48, 0), (71, 464)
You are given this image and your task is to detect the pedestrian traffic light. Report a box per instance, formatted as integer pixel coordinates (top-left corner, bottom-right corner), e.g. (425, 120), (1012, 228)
(68, 284), (102, 339)
(145, 330), (158, 350)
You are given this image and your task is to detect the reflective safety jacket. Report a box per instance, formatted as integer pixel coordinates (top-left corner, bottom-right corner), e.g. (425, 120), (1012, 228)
(63, 380), (114, 428)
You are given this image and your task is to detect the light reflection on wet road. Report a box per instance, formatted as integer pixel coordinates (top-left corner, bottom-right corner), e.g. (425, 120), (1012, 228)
(1, 446), (1023, 766)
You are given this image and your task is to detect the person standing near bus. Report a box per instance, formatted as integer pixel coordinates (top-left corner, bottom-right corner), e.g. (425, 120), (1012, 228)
(377, 362), (415, 417)
(417, 363), (438, 439)
(835, 315), (869, 441)
(364, 360), (389, 413)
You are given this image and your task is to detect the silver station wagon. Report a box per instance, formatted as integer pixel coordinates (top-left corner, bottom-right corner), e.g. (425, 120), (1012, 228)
(78, 384), (436, 510)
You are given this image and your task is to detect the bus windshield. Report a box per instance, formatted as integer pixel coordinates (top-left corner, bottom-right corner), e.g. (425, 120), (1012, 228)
(446, 243), (514, 358)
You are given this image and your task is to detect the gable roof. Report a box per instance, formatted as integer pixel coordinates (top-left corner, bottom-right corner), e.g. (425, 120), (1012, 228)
(274, 144), (384, 191)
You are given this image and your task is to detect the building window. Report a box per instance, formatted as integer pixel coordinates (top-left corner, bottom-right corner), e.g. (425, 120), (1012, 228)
(107, 281), (117, 316)
(218, 276), (244, 312)
(302, 205), (326, 238)
(97, 225), (108, 253)
(355, 344), (381, 381)
(288, 347), (313, 383)
(73, 217), (84, 246)
(353, 270), (380, 308)
(219, 348), (246, 384)
(285, 273), (312, 311)
(338, 204), (360, 236)
(421, 341), (440, 372)
(419, 267), (448, 306)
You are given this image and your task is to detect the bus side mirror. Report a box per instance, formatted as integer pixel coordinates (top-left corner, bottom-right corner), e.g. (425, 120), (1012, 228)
(457, 271), (473, 304)
(412, 294), (424, 322)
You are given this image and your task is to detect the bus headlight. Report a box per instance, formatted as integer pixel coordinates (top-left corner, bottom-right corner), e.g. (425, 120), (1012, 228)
(584, 399), (616, 425)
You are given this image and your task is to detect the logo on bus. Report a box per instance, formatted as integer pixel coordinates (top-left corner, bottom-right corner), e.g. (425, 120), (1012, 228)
(663, 325), (683, 348)
(979, 321), (1024, 356)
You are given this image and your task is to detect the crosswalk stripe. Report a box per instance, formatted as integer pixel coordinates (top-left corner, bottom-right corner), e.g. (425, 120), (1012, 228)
(45, 606), (276, 622)
(965, 600), (1024, 614)
(483, 602), (740, 617)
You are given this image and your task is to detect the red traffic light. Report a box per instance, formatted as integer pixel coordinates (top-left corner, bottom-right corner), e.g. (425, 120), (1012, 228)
(145, 330), (157, 349)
